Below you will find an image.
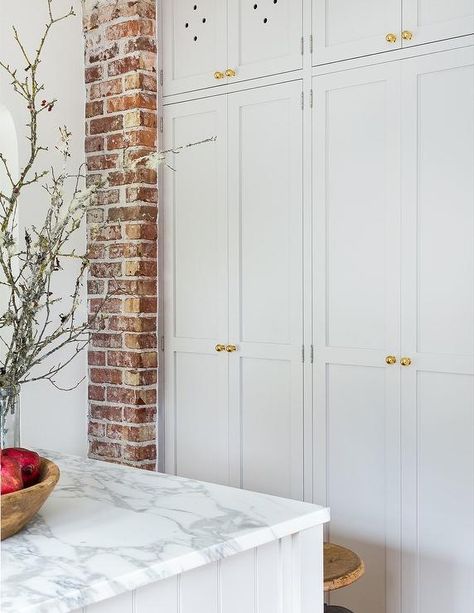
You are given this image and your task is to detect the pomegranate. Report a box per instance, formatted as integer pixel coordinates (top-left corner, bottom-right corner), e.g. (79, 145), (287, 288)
(1, 455), (23, 495)
(2, 448), (41, 488)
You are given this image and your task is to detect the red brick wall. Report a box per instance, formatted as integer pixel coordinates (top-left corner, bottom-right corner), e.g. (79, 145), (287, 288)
(83, 0), (158, 469)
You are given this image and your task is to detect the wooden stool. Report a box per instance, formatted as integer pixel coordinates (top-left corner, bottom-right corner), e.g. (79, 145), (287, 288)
(323, 543), (365, 613)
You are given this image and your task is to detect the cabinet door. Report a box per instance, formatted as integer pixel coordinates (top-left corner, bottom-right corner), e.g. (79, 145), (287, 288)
(400, 47), (474, 613)
(402, 0), (474, 47)
(227, 0), (303, 83)
(227, 81), (304, 500)
(162, 0), (227, 96)
(163, 97), (230, 485)
(313, 64), (402, 613)
(312, 0), (401, 65)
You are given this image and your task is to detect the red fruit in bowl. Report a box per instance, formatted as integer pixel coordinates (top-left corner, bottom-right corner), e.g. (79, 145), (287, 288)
(2, 448), (41, 487)
(1, 455), (23, 494)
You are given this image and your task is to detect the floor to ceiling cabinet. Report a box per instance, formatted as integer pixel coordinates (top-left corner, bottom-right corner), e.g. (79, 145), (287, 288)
(161, 4), (474, 611)
(163, 80), (305, 499)
(312, 45), (474, 613)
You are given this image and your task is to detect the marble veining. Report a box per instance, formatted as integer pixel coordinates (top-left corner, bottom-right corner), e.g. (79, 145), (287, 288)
(1, 450), (329, 613)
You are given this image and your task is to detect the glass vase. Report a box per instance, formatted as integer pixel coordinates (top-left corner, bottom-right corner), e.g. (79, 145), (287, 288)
(0, 387), (21, 448)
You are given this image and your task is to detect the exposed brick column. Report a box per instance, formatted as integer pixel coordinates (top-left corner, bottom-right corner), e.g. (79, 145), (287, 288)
(83, 0), (158, 469)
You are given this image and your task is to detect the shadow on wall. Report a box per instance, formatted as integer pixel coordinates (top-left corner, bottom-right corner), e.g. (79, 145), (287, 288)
(0, 104), (19, 362)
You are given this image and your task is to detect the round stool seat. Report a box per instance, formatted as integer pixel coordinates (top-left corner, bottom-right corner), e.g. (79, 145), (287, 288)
(324, 543), (365, 593)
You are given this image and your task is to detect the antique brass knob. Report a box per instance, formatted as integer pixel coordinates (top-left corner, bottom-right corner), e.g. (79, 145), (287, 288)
(402, 30), (413, 41)
(225, 68), (236, 78)
(226, 344), (237, 353)
(385, 355), (397, 365)
(400, 357), (412, 367)
(215, 344), (226, 352)
(214, 71), (225, 80)
(385, 33), (397, 43)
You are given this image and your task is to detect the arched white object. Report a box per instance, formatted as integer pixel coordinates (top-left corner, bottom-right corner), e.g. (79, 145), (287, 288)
(0, 103), (19, 192)
(0, 103), (19, 361)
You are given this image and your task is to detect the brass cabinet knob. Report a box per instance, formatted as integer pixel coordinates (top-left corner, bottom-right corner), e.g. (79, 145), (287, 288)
(385, 33), (397, 43)
(215, 344), (226, 352)
(225, 68), (236, 78)
(385, 355), (397, 365)
(225, 344), (237, 353)
(400, 357), (412, 367)
(214, 71), (225, 80)
(402, 30), (413, 40)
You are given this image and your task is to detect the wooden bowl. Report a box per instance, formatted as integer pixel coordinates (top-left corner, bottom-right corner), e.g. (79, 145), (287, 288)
(1, 457), (60, 541)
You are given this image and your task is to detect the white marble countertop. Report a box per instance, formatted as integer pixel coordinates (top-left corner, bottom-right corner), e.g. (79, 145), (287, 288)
(1, 450), (329, 613)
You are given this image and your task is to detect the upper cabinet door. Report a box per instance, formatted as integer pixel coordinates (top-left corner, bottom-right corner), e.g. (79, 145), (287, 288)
(162, 0), (227, 96)
(313, 0), (401, 65)
(227, 0), (303, 83)
(402, 0), (474, 47)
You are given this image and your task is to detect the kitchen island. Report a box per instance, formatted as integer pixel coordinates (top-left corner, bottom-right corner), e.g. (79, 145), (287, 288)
(1, 451), (329, 613)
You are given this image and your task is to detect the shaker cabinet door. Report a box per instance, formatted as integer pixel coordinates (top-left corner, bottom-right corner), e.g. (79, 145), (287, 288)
(312, 0), (401, 65)
(402, 0), (474, 47)
(227, 0), (303, 83)
(400, 47), (474, 613)
(163, 96), (230, 485)
(227, 81), (305, 500)
(162, 0), (227, 96)
(312, 63), (402, 613)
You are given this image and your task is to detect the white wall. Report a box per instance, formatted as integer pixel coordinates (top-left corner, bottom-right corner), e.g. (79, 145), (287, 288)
(0, 0), (87, 456)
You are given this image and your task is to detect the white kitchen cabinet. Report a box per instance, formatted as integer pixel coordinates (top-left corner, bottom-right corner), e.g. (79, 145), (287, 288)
(402, 0), (474, 48)
(162, 0), (303, 96)
(162, 1), (228, 96)
(163, 95), (230, 485)
(312, 0), (402, 64)
(312, 63), (402, 613)
(312, 46), (474, 613)
(400, 47), (474, 613)
(312, 0), (474, 65)
(227, 0), (303, 85)
(164, 80), (304, 500)
(227, 82), (304, 498)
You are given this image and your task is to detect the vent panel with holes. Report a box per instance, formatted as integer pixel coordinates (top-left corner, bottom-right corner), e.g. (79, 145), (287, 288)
(162, 0), (303, 96)
(163, 0), (227, 96)
(226, 0), (302, 84)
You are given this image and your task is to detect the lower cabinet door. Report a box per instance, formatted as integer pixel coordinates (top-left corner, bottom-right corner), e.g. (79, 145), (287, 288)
(163, 95), (230, 485)
(227, 80), (305, 500)
(312, 63), (402, 613)
(400, 47), (474, 613)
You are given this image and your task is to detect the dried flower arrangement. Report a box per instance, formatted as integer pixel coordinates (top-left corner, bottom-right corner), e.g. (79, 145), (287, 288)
(0, 2), (99, 404)
(0, 0), (215, 445)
